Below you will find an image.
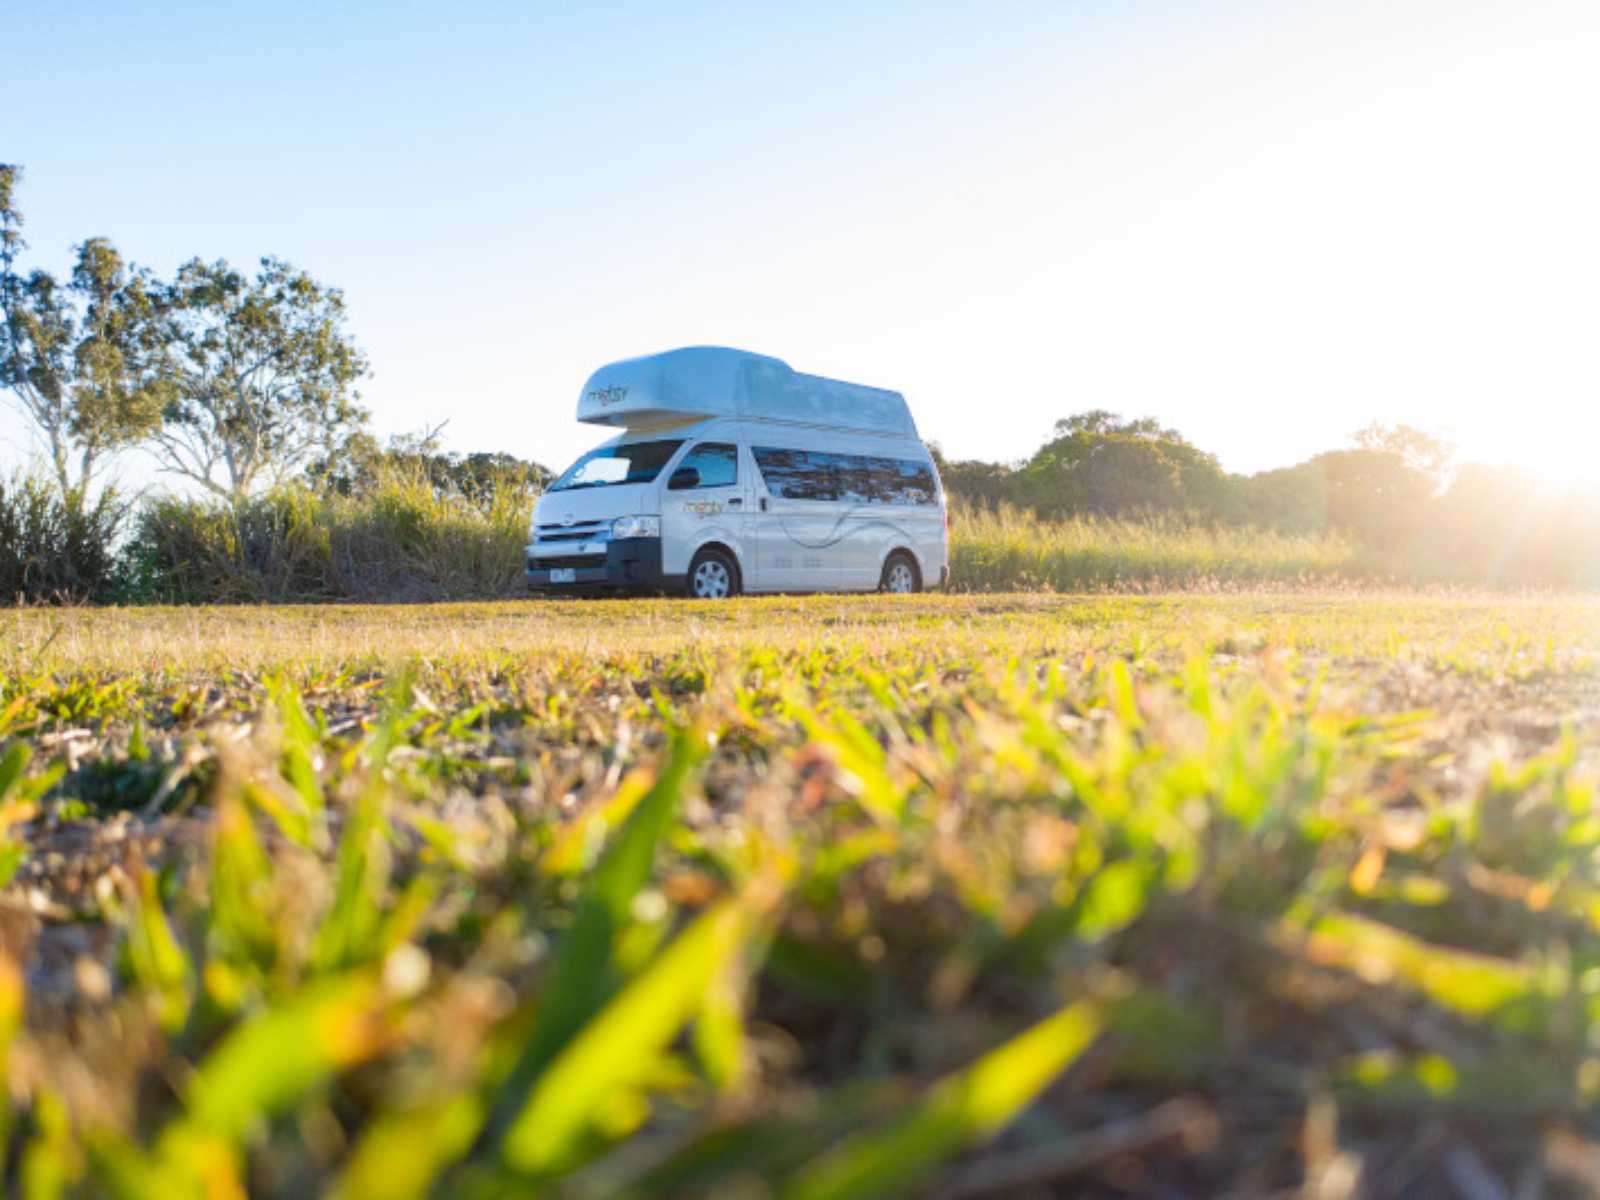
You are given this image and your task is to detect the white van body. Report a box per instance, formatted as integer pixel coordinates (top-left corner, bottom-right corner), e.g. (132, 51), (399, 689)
(526, 347), (948, 596)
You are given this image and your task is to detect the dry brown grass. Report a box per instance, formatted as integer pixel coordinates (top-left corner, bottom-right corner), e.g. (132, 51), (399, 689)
(5, 590), (1598, 674)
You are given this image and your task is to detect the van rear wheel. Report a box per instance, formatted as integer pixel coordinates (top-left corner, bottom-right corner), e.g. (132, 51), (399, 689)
(687, 547), (740, 599)
(880, 552), (921, 594)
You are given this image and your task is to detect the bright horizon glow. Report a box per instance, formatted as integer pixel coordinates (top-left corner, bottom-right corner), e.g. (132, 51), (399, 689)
(4, 0), (1597, 491)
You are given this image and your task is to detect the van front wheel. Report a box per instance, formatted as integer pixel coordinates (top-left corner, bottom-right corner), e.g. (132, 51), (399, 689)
(687, 547), (740, 599)
(880, 552), (921, 594)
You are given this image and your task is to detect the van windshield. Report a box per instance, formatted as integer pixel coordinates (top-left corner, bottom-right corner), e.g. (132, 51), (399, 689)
(548, 439), (685, 492)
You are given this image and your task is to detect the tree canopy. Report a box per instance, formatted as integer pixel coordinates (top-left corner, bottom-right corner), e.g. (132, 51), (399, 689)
(1016, 410), (1234, 520)
(309, 423), (552, 511)
(0, 166), (168, 495)
(147, 257), (370, 501)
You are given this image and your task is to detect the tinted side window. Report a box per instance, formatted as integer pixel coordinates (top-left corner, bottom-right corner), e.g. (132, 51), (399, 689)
(825, 453), (876, 504)
(753, 447), (838, 501)
(888, 458), (937, 505)
(853, 453), (935, 505)
(676, 442), (738, 488)
(754, 447), (937, 505)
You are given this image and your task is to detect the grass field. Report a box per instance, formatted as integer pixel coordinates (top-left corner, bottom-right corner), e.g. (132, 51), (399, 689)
(2, 592), (1600, 1197)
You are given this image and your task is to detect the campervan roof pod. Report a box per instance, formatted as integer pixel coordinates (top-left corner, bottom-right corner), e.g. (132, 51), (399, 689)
(576, 346), (918, 437)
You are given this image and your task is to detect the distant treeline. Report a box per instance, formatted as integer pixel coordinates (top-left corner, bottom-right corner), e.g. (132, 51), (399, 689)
(935, 413), (1600, 588)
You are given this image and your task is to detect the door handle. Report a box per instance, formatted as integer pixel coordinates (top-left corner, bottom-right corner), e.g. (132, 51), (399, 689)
(727, 497), (742, 507)
(759, 497), (769, 512)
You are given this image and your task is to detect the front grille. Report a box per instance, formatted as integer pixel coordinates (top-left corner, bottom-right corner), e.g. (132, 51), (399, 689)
(538, 521), (605, 533)
(529, 554), (606, 571)
(536, 529), (602, 544)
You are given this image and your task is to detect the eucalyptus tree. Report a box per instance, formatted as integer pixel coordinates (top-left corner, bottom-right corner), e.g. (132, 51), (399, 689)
(0, 164), (168, 497)
(148, 256), (370, 502)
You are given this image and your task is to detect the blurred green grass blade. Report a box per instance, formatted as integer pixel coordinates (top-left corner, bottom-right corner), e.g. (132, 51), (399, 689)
(330, 1092), (485, 1200)
(633, 1084), (894, 1196)
(794, 707), (904, 824)
(694, 937), (749, 1092)
(1335, 1049), (1574, 1114)
(0, 948), (20, 1159)
(541, 767), (654, 877)
(167, 972), (394, 1149)
(333, 1007), (544, 1200)
(482, 726), (706, 1150)
(0, 741), (29, 801)
(0, 742), (36, 888)
(86, 1133), (185, 1200)
(501, 897), (749, 1175)
(780, 998), (1105, 1200)
(124, 868), (193, 1034)
(312, 693), (409, 973)
(270, 674), (325, 820)
(21, 1091), (86, 1200)
(208, 790), (278, 978)
(1074, 859), (1154, 940)
(1299, 911), (1533, 1017)
(587, 726), (706, 919)
(766, 933), (874, 1001)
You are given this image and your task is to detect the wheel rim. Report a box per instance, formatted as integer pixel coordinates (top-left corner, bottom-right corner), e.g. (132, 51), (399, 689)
(887, 561), (915, 593)
(692, 559), (731, 598)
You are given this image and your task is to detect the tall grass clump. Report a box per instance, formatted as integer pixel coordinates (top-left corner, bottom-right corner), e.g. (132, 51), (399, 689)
(0, 471), (128, 604)
(949, 501), (1361, 591)
(128, 465), (534, 602)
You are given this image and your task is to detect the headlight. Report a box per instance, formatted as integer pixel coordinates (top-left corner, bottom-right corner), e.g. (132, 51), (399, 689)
(611, 515), (661, 539)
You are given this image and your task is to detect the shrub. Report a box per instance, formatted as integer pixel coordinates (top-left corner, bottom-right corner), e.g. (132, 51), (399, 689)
(948, 501), (1359, 591)
(0, 472), (128, 603)
(126, 465), (534, 603)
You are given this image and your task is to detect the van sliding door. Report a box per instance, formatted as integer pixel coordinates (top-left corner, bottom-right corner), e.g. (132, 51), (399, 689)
(750, 447), (850, 591)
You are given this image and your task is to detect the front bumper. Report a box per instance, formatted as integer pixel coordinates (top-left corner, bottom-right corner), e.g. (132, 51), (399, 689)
(525, 537), (678, 594)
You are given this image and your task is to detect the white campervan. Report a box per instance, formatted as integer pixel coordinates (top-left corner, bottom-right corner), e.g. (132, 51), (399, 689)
(526, 347), (948, 598)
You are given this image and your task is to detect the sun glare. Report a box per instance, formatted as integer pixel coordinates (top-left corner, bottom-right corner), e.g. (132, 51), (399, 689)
(1451, 415), (1600, 492)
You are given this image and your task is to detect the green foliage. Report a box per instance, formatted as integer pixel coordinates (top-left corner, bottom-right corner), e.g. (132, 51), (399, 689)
(1353, 420), (1454, 485)
(309, 424), (551, 513)
(147, 256), (370, 502)
(782, 998), (1106, 1200)
(125, 464), (531, 602)
(935, 411), (1600, 590)
(1303, 447), (1434, 545)
(949, 501), (1356, 591)
(0, 167), (167, 495)
(0, 471), (128, 603)
(1013, 410), (1239, 523)
(928, 444), (1016, 511)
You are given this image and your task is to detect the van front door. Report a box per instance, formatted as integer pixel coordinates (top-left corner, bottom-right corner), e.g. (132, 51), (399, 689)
(750, 446), (850, 591)
(660, 441), (752, 590)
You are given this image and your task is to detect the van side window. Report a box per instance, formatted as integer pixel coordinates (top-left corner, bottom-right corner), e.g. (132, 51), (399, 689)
(674, 442), (738, 489)
(886, 458), (937, 505)
(752, 447), (837, 501)
(753, 447), (937, 505)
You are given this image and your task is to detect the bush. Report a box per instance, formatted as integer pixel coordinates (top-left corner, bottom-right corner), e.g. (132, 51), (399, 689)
(126, 466), (534, 603)
(948, 501), (1359, 591)
(0, 473), (128, 603)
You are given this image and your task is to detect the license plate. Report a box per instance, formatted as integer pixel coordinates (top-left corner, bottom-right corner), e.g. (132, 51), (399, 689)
(550, 568), (576, 584)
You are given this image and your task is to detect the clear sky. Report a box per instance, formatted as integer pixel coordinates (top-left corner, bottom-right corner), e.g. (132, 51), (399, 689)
(5, 0), (1597, 486)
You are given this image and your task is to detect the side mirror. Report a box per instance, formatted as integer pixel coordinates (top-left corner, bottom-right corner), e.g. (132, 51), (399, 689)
(668, 467), (700, 490)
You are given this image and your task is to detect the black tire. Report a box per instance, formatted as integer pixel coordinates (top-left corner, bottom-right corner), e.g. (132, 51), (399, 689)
(686, 546), (740, 599)
(879, 551), (921, 594)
